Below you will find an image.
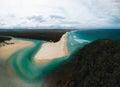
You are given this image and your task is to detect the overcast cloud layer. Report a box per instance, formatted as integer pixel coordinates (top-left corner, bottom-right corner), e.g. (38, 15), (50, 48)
(0, 0), (120, 29)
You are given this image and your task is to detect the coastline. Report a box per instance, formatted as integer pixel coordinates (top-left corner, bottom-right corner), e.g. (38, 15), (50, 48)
(0, 29), (120, 87)
(0, 38), (34, 60)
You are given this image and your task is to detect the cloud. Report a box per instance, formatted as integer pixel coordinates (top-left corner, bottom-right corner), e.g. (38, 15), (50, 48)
(79, 0), (120, 22)
(0, 0), (120, 29)
(50, 15), (65, 19)
(27, 16), (46, 23)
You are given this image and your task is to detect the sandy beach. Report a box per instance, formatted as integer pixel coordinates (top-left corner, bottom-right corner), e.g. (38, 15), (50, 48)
(0, 39), (34, 60)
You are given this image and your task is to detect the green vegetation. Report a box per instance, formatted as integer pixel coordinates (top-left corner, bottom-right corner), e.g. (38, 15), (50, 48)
(44, 39), (120, 87)
(0, 36), (13, 47)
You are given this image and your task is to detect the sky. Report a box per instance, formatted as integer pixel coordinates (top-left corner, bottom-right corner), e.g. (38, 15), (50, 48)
(0, 0), (120, 29)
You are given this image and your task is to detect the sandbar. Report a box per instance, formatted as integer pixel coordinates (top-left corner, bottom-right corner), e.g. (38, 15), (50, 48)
(34, 33), (69, 64)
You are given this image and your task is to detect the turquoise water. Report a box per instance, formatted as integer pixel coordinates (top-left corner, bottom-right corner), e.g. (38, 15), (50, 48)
(0, 29), (120, 87)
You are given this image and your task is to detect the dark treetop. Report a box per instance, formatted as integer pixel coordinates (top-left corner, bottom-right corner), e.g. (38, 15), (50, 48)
(44, 39), (120, 87)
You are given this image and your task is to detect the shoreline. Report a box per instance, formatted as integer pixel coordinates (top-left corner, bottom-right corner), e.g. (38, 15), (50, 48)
(0, 38), (34, 60)
(0, 29), (73, 42)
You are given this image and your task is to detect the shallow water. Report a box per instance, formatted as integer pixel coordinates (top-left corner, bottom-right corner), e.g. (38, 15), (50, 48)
(0, 29), (120, 87)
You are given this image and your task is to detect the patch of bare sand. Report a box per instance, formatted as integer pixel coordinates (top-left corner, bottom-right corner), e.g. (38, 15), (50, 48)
(0, 39), (34, 60)
(34, 33), (69, 64)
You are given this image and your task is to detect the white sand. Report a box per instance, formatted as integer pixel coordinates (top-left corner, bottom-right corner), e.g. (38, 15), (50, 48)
(0, 39), (34, 60)
(34, 33), (69, 64)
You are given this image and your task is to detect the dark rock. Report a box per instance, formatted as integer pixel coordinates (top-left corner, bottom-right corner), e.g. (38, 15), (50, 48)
(44, 39), (120, 87)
